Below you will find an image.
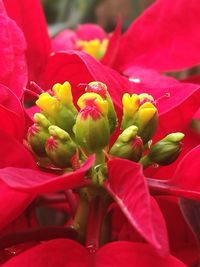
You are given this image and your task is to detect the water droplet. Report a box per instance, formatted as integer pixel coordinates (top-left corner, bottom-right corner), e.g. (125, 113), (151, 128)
(129, 77), (141, 83)
(152, 163), (159, 168)
(87, 244), (97, 254)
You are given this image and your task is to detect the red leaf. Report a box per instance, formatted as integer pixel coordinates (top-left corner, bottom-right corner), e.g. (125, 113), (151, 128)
(0, 130), (35, 169)
(155, 196), (198, 266)
(97, 242), (187, 267)
(0, 180), (33, 230)
(125, 66), (178, 87)
(0, 2), (27, 97)
(147, 145), (200, 200)
(3, 0), (50, 82)
(0, 155), (95, 194)
(114, 0), (200, 72)
(1, 239), (187, 267)
(172, 145), (200, 192)
(0, 84), (26, 140)
(145, 129), (200, 180)
(105, 158), (169, 254)
(43, 51), (131, 113)
(101, 18), (122, 67)
(1, 239), (89, 267)
(51, 29), (77, 52)
(134, 82), (200, 138)
(0, 131), (35, 229)
(76, 23), (107, 41)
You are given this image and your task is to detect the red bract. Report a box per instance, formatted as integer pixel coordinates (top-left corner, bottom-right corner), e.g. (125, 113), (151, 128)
(0, 0), (27, 98)
(1, 239), (187, 267)
(0, 156), (95, 194)
(147, 144), (200, 200)
(113, 0), (200, 73)
(52, 24), (107, 53)
(105, 158), (169, 254)
(3, 0), (50, 83)
(155, 196), (199, 266)
(44, 50), (200, 136)
(0, 84), (26, 140)
(0, 131), (35, 230)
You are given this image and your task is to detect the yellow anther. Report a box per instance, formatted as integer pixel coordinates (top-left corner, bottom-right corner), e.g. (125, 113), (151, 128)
(138, 105), (157, 131)
(94, 98), (108, 116)
(77, 92), (103, 109)
(52, 81), (73, 105)
(36, 93), (59, 116)
(122, 93), (140, 117)
(76, 38), (108, 60)
(139, 102), (156, 110)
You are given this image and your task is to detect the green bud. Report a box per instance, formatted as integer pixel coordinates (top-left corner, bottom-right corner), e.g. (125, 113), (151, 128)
(36, 83), (78, 136)
(121, 94), (158, 144)
(27, 113), (51, 157)
(85, 81), (118, 133)
(45, 125), (77, 168)
(146, 132), (184, 166)
(74, 111), (110, 154)
(110, 126), (143, 162)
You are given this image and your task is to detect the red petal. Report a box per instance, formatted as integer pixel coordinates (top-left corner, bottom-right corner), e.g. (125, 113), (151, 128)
(155, 196), (198, 266)
(0, 155), (95, 194)
(51, 29), (77, 52)
(134, 82), (200, 137)
(0, 130), (35, 169)
(105, 158), (169, 254)
(3, 0), (50, 82)
(145, 129), (200, 180)
(114, 0), (200, 72)
(0, 2), (27, 97)
(126, 66), (178, 87)
(44, 51), (131, 112)
(0, 180), (33, 230)
(101, 18), (122, 66)
(172, 145), (200, 193)
(97, 242), (186, 267)
(76, 24), (107, 41)
(1, 239), (89, 267)
(0, 84), (26, 140)
(148, 145), (200, 200)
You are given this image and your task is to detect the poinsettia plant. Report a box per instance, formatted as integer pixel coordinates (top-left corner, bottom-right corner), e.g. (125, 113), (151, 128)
(0, 0), (200, 266)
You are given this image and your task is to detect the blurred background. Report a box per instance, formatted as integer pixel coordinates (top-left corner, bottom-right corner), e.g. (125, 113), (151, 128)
(40, 0), (154, 36)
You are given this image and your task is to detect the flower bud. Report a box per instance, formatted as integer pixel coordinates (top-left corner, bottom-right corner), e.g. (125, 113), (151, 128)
(27, 113), (51, 157)
(76, 39), (108, 60)
(74, 93), (110, 153)
(45, 125), (77, 168)
(36, 82), (77, 135)
(85, 81), (118, 133)
(121, 93), (158, 144)
(147, 132), (184, 166)
(110, 126), (143, 162)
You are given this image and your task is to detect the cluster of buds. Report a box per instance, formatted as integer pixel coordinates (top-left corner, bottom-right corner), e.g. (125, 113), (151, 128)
(27, 81), (184, 177)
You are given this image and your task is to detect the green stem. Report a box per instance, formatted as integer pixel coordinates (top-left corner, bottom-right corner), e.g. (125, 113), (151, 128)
(139, 155), (152, 169)
(95, 150), (105, 165)
(71, 189), (89, 243)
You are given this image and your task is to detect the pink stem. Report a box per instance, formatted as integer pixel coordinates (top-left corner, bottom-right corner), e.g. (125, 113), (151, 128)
(65, 190), (78, 218)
